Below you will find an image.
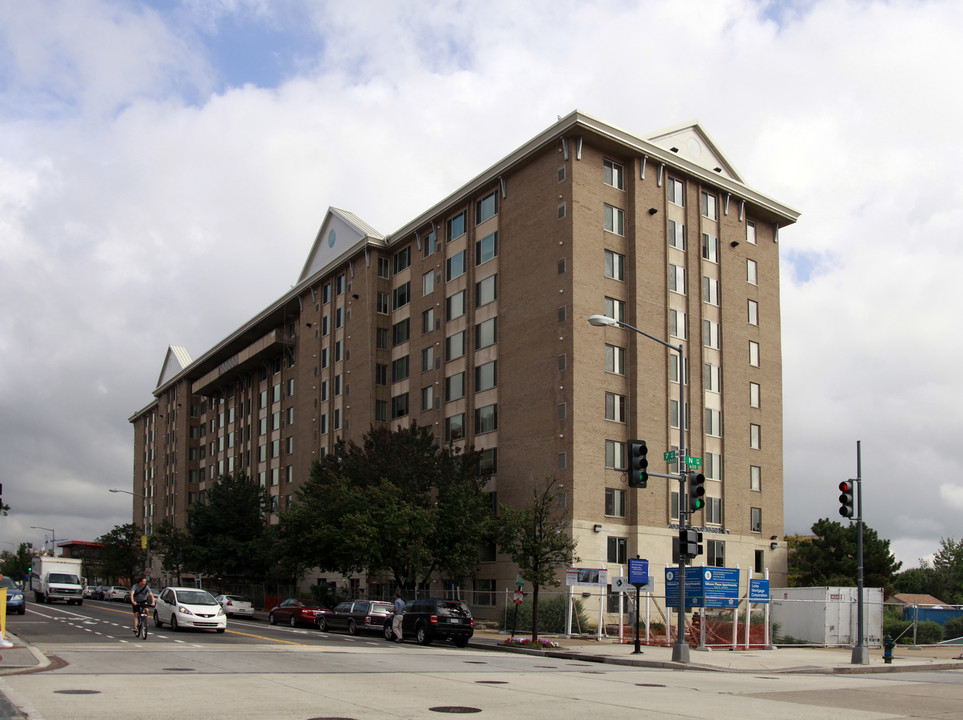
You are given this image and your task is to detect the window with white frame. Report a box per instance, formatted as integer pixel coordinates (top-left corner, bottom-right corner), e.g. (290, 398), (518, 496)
(702, 233), (719, 263)
(476, 191), (498, 224)
(707, 539), (725, 567)
(748, 299), (759, 326)
(668, 177), (684, 205)
(423, 270), (435, 296)
(703, 276), (720, 306)
(607, 536), (628, 564)
(605, 440), (626, 469)
(476, 274), (497, 307)
(750, 382), (760, 408)
(669, 264), (686, 294)
(705, 363), (721, 393)
(750, 465), (762, 491)
(605, 392), (626, 423)
(604, 297), (625, 323)
(669, 220), (685, 250)
(604, 250), (625, 281)
(705, 408), (722, 437)
(747, 258), (758, 285)
(604, 204), (624, 235)
(749, 340), (760, 367)
(750, 507), (762, 533)
(701, 190), (718, 220)
(446, 250), (466, 281)
(605, 344), (626, 375)
(706, 496), (722, 525)
(704, 451), (721, 480)
(747, 220), (757, 244)
(605, 488), (626, 518)
(670, 354), (688, 385)
(704, 319), (720, 349)
(603, 159), (624, 190)
(750, 423), (761, 449)
(670, 309), (686, 339)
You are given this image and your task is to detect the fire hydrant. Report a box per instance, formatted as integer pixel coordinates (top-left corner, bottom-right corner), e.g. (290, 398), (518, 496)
(883, 634), (895, 664)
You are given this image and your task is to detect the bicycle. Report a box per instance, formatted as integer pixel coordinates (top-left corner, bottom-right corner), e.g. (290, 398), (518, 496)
(134, 602), (151, 640)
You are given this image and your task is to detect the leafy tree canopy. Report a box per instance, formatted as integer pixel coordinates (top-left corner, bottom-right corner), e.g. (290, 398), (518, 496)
(788, 518), (901, 589)
(97, 523), (145, 584)
(0, 543), (32, 582)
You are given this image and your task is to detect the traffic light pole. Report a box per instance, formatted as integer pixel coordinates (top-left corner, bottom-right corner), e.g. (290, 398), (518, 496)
(851, 441), (868, 665)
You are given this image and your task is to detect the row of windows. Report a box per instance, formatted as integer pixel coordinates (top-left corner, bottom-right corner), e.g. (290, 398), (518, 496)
(606, 536), (767, 572)
(603, 440), (766, 485)
(603, 486), (764, 536)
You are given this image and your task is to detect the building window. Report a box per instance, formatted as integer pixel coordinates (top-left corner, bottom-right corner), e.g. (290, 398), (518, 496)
(605, 344), (626, 375)
(605, 440), (626, 469)
(446, 250), (466, 281)
(423, 270), (435, 296)
(476, 317), (497, 348)
(704, 451), (721, 481)
(704, 320), (721, 349)
(446, 290), (466, 321)
(707, 540), (725, 567)
(336, 274), (345, 295)
(557, 306), (566, 324)
(670, 399), (688, 430)
(421, 386), (434, 412)
(750, 424), (761, 449)
(669, 220), (685, 250)
(605, 488), (627, 518)
(604, 297), (625, 323)
(702, 233), (719, 263)
(391, 356), (409, 382)
(375, 364), (388, 386)
(476, 191), (498, 224)
(747, 220), (757, 244)
(446, 373), (465, 402)
(603, 204), (624, 235)
(749, 340), (760, 367)
(376, 327), (388, 350)
(391, 393), (409, 419)
(750, 465), (761, 491)
(670, 354), (687, 385)
(447, 211), (466, 241)
(705, 363), (721, 393)
(445, 413), (465, 441)
(558, 202), (566, 219)
(604, 250), (625, 281)
(422, 229), (437, 257)
(607, 537), (628, 564)
(706, 497), (722, 525)
(392, 282), (411, 310)
(748, 299), (759, 326)
(376, 293), (389, 315)
(703, 276), (720, 306)
(393, 246), (411, 274)
(750, 507), (762, 533)
(392, 318), (410, 346)
(670, 491), (680, 521)
(668, 177), (684, 205)
(421, 346), (434, 372)
(755, 550), (765, 574)
(557, 452), (566, 469)
(445, 331), (465, 361)
(476, 274), (497, 307)
(422, 308), (435, 334)
(479, 448), (497, 475)
(670, 264), (687, 293)
(705, 409), (722, 437)
(475, 403), (497, 434)
(669, 309), (686, 339)
(377, 259), (389, 280)
(476, 360), (497, 392)
(476, 231), (497, 265)
(605, 392), (626, 423)
(700, 190), (718, 220)
(747, 258), (758, 285)
(603, 159), (624, 190)
(750, 382), (760, 408)
(474, 578), (496, 606)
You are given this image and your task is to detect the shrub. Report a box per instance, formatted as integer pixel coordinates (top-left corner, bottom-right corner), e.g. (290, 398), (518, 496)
(943, 615), (963, 641)
(505, 594), (589, 634)
(884, 618), (943, 645)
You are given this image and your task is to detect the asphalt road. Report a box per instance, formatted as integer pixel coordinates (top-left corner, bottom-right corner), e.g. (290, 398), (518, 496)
(4, 600), (963, 719)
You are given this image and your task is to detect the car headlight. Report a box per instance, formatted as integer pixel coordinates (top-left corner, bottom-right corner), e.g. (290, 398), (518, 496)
(217, 607), (225, 616)
(177, 606), (195, 616)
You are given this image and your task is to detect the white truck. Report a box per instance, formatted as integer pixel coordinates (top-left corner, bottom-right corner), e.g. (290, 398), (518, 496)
(30, 556), (84, 605)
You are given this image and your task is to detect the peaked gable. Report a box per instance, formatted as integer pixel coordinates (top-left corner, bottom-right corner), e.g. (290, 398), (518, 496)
(298, 207), (385, 284)
(645, 122), (743, 183)
(156, 344), (192, 388)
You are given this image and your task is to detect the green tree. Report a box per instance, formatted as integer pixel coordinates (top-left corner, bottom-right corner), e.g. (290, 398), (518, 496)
(97, 523), (145, 584)
(497, 476), (579, 643)
(932, 537), (963, 604)
(893, 565), (941, 596)
(151, 519), (192, 583)
(789, 518), (901, 589)
(0, 543), (32, 582)
(186, 474), (275, 584)
(280, 423), (490, 591)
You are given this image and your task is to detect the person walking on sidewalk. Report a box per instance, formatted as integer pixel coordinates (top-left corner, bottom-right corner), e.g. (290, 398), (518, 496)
(391, 592), (405, 641)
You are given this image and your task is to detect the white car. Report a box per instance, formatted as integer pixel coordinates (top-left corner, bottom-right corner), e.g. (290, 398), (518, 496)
(153, 587), (226, 632)
(215, 594), (255, 618)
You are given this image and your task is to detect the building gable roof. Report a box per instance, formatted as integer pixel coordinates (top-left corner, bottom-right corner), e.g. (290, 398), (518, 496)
(298, 207), (385, 284)
(891, 593), (946, 606)
(156, 344), (192, 389)
(645, 121), (743, 182)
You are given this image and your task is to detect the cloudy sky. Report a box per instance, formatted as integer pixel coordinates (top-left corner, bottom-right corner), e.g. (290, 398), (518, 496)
(1, 0), (960, 572)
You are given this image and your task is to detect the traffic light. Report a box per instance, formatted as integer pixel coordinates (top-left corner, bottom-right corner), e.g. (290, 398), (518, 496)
(627, 440), (649, 488)
(688, 472), (706, 512)
(838, 480), (854, 518)
(678, 528), (703, 559)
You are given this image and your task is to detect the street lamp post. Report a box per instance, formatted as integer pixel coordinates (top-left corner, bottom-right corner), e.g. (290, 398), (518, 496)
(109, 489), (151, 578)
(588, 314), (690, 663)
(30, 526), (56, 556)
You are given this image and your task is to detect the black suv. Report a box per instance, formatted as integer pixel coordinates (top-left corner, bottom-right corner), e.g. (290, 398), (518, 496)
(383, 598), (474, 647)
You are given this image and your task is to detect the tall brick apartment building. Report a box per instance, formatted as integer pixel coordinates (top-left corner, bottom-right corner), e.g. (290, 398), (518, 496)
(129, 111), (798, 610)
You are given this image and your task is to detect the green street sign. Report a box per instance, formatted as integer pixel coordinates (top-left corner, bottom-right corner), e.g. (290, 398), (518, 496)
(663, 451), (677, 462)
(685, 456), (702, 468)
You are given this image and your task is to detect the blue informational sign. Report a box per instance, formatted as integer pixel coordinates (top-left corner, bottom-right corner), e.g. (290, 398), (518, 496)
(748, 578), (770, 604)
(628, 558), (649, 587)
(665, 567), (741, 608)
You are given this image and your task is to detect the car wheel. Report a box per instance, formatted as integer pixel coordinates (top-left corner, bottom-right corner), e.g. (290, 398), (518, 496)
(154, 611), (163, 628)
(17, 608), (25, 615)
(170, 615), (179, 632)
(216, 628), (225, 634)
(454, 637), (470, 648)
(269, 613), (276, 625)
(384, 622), (395, 641)
(416, 623), (431, 646)
(317, 617), (327, 632)
(348, 620), (358, 636)
(290, 616), (298, 628)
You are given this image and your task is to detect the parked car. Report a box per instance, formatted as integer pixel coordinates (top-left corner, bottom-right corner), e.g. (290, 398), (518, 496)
(1, 576), (25, 615)
(268, 598), (324, 628)
(105, 586), (129, 602)
(383, 598), (473, 647)
(215, 594), (255, 619)
(317, 600), (393, 635)
(83, 585), (96, 599)
(153, 587), (226, 632)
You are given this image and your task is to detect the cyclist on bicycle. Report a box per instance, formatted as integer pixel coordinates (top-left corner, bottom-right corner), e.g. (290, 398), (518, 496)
(129, 576), (155, 635)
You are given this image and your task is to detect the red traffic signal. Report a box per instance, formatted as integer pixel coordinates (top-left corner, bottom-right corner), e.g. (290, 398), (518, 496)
(838, 480), (854, 518)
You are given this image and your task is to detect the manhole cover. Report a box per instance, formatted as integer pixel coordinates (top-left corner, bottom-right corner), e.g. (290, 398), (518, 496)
(635, 683), (667, 688)
(306, 717), (359, 720)
(162, 668), (196, 672)
(54, 690), (101, 695)
(464, 661), (487, 664)
(535, 665), (557, 668)
(475, 680), (507, 684)
(429, 707), (482, 714)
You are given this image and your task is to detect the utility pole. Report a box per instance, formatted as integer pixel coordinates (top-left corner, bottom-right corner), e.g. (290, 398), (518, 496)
(851, 440), (868, 665)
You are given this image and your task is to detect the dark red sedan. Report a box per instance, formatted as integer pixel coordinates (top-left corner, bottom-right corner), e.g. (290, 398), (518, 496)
(268, 598), (325, 628)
